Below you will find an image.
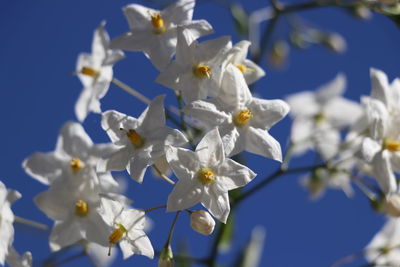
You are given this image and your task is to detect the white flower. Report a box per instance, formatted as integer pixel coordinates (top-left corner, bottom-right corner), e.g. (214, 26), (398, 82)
(23, 121), (120, 193)
(110, 0), (213, 70)
(156, 27), (231, 103)
(35, 177), (112, 251)
(359, 69), (400, 194)
(365, 218), (400, 266)
(6, 247), (32, 267)
(75, 21), (125, 122)
(286, 73), (362, 160)
(224, 40), (265, 85)
(85, 242), (117, 267)
(102, 199), (154, 259)
(99, 95), (188, 183)
(184, 65), (289, 159)
(190, 210), (215, 235)
(166, 128), (256, 223)
(301, 158), (354, 200)
(0, 181), (21, 265)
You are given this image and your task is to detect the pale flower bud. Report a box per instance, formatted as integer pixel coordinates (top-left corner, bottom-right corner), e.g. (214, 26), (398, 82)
(380, 195), (400, 217)
(158, 245), (173, 267)
(325, 33), (347, 54)
(190, 210), (215, 235)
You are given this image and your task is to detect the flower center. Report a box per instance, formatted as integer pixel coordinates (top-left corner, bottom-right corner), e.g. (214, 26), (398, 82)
(234, 109), (253, 127)
(383, 139), (400, 152)
(193, 65), (211, 79)
(125, 129), (145, 148)
(314, 113), (325, 123)
(80, 67), (99, 77)
(197, 168), (216, 185)
(75, 200), (89, 217)
(108, 223), (128, 256)
(70, 158), (84, 173)
(150, 13), (166, 34)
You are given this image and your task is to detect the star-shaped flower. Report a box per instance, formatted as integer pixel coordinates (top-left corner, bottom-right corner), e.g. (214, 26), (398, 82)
(23, 121), (120, 194)
(75, 21), (125, 122)
(99, 95), (188, 183)
(110, 0), (213, 70)
(156, 27), (231, 103)
(0, 181), (21, 265)
(286, 73), (362, 160)
(184, 65), (289, 159)
(166, 128), (256, 223)
(224, 40), (265, 85)
(365, 218), (400, 266)
(102, 199), (154, 259)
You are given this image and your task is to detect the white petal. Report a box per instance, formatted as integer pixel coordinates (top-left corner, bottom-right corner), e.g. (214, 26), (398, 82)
(128, 157), (149, 183)
(49, 219), (82, 251)
(245, 127), (282, 161)
(22, 152), (65, 185)
(55, 121), (93, 159)
(372, 150), (397, 195)
(219, 65), (252, 108)
(123, 4), (156, 30)
(183, 99), (230, 128)
(181, 20), (213, 41)
(315, 73), (346, 105)
(167, 179), (204, 212)
(315, 128), (340, 160)
(249, 98), (290, 130)
(163, 0), (195, 24)
(97, 147), (131, 172)
(139, 95), (166, 132)
(166, 146), (200, 181)
(286, 91), (319, 118)
(101, 110), (139, 145)
(201, 185), (230, 223)
(370, 68), (390, 106)
(126, 230), (154, 259)
(222, 126), (243, 157)
(361, 137), (381, 162)
(216, 159), (256, 191)
(363, 97), (389, 140)
(196, 128), (225, 166)
(324, 97), (362, 127)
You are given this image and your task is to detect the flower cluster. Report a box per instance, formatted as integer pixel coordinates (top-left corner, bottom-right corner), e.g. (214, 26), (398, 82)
(17, 0), (289, 265)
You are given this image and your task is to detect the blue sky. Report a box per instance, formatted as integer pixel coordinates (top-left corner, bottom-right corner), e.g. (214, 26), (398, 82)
(1, 0), (400, 266)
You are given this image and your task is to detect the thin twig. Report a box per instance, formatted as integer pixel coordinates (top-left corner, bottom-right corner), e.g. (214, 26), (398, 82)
(145, 205), (167, 213)
(153, 164), (175, 185)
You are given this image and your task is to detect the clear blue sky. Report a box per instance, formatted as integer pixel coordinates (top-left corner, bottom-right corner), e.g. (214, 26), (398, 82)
(1, 0), (400, 266)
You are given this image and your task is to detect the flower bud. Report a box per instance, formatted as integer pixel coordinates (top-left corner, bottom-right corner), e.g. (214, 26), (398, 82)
(158, 245), (173, 267)
(190, 210), (215, 235)
(380, 195), (400, 217)
(324, 33), (347, 54)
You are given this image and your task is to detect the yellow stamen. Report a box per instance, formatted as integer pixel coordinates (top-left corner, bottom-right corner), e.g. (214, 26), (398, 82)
(193, 65), (211, 79)
(236, 64), (254, 74)
(70, 158), (84, 173)
(379, 246), (391, 255)
(80, 67), (99, 77)
(150, 13), (166, 34)
(234, 109), (253, 127)
(125, 129), (145, 148)
(75, 200), (89, 217)
(108, 224), (127, 256)
(384, 139), (400, 152)
(197, 168), (216, 185)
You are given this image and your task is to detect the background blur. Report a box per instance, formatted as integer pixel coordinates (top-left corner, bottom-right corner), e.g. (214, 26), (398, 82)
(1, 0), (400, 266)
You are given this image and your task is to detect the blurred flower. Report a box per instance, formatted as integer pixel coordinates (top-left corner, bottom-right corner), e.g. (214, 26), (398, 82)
(75, 22), (124, 122)
(286, 73), (362, 160)
(0, 182), (20, 265)
(365, 218), (400, 265)
(190, 210), (215, 235)
(99, 95), (187, 183)
(166, 128), (256, 223)
(5, 247), (32, 267)
(379, 194), (400, 217)
(110, 0), (213, 70)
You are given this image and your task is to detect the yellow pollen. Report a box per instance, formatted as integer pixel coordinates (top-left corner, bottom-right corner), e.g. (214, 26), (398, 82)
(234, 109), (253, 127)
(236, 64), (254, 73)
(150, 13), (166, 34)
(193, 65), (211, 78)
(108, 224), (127, 256)
(197, 168), (216, 185)
(70, 158), (83, 173)
(126, 129), (145, 148)
(75, 200), (89, 217)
(384, 140), (400, 152)
(80, 67), (99, 77)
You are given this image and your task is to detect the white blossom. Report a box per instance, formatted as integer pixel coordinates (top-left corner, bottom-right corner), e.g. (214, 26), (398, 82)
(166, 128), (256, 223)
(75, 22), (124, 122)
(99, 95), (188, 183)
(110, 0), (213, 70)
